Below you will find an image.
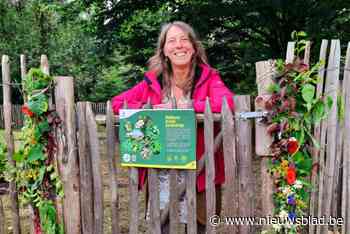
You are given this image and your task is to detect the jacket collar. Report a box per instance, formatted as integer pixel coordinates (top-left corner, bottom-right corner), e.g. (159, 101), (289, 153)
(143, 63), (212, 95)
(195, 64), (212, 89)
(144, 70), (161, 96)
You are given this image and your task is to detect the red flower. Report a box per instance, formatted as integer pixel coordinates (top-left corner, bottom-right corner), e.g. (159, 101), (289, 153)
(286, 167), (296, 185)
(287, 137), (299, 155)
(21, 105), (34, 117)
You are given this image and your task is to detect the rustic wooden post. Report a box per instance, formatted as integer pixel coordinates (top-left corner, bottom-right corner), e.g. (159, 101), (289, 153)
(2, 55), (21, 234)
(86, 102), (104, 234)
(255, 60), (275, 232)
(341, 42), (350, 234)
(286, 42), (296, 63)
(221, 97), (238, 234)
(320, 40), (340, 234)
(186, 166), (197, 234)
(77, 102), (94, 234)
(205, 98), (216, 234)
(0, 197), (5, 234)
(106, 101), (120, 234)
(303, 41), (311, 64)
(148, 167), (161, 234)
(235, 95), (253, 234)
(122, 101), (139, 234)
(54, 76), (81, 234)
(309, 40), (328, 234)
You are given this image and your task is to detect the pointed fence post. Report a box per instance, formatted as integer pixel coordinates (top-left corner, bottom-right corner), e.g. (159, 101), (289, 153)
(0, 197), (5, 234)
(1, 55), (21, 234)
(205, 98), (216, 234)
(309, 40), (328, 234)
(54, 76), (81, 234)
(122, 101), (139, 234)
(342, 42), (350, 234)
(235, 95), (253, 234)
(77, 102), (94, 234)
(86, 102), (104, 234)
(106, 101), (120, 234)
(255, 60), (275, 231)
(221, 97), (238, 234)
(320, 40), (340, 234)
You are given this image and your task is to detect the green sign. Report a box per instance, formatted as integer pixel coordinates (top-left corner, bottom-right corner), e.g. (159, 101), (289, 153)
(119, 109), (196, 169)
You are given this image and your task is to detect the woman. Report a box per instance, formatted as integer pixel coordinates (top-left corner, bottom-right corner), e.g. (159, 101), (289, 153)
(112, 21), (234, 232)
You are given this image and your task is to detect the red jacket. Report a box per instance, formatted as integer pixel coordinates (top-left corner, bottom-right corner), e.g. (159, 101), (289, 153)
(112, 64), (234, 192)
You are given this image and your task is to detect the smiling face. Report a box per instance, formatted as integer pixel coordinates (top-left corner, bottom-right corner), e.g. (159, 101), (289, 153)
(163, 25), (195, 70)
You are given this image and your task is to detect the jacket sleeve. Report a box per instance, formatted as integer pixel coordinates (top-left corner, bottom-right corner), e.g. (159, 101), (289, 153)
(111, 81), (146, 114)
(193, 71), (235, 113)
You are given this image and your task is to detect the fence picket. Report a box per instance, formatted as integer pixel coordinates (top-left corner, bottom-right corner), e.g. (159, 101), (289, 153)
(286, 41), (295, 63)
(1, 55), (21, 234)
(320, 40), (340, 234)
(77, 102), (94, 234)
(54, 76), (81, 234)
(106, 101), (120, 234)
(122, 100), (139, 234)
(341, 42), (350, 234)
(86, 102), (104, 234)
(309, 40), (328, 234)
(255, 60), (276, 232)
(204, 98), (215, 234)
(0, 198), (5, 234)
(221, 97), (238, 234)
(186, 170), (197, 234)
(235, 95), (253, 234)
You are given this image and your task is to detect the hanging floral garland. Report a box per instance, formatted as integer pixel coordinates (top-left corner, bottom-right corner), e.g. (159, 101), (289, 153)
(6, 68), (64, 234)
(258, 32), (333, 233)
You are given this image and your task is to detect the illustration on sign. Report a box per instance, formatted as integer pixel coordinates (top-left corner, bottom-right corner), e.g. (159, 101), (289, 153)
(119, 109), (196, 169)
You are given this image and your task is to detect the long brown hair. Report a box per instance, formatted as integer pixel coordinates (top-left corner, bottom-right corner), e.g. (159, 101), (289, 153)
(148, 21), (208, 97)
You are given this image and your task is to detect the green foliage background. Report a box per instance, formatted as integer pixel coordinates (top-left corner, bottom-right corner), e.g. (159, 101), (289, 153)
(0, 0), (349, 103)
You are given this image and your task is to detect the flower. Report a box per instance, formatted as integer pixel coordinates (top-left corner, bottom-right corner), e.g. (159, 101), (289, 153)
(282, 186), (292, 195)
(272, 223), (282, 232)
(287, 194), (296, 206)
(287, 137), (299, 155)
(21, 105), (34, 117)
(279, 210), (289, 219)
(288, 211), (297, 222)
(286, 167), (296, 185)
(293, 180), (303, 189)
(281, 160), (289, 173)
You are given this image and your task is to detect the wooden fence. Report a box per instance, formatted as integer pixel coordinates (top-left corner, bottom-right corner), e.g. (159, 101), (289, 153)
(0, 103), (106, 129)
(1, 40), (350, 234)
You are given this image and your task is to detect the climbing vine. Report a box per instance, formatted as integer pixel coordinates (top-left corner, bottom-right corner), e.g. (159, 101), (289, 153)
(5, 68), (64, 234)
(259, 32), (333, 233)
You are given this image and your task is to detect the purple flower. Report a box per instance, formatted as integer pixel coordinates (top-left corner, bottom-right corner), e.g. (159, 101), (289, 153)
(287, 194), (296, 206)
(288, 211), (296, 222)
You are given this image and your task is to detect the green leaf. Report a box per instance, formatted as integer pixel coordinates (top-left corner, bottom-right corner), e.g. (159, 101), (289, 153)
(326, 96), (333, 110)
(267, 83), (280, 93)
(337, 94), (345, 122)
(301, 84), (315, 103)
(27, 94), (48, 115)
(27, 144), (45, 162)
(304, 127), (320, 149)
(13, 150), (24, 162)
(312, 101), (325, 123)
(297, 31), (307, 37)
(293, 151), (312, 173)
